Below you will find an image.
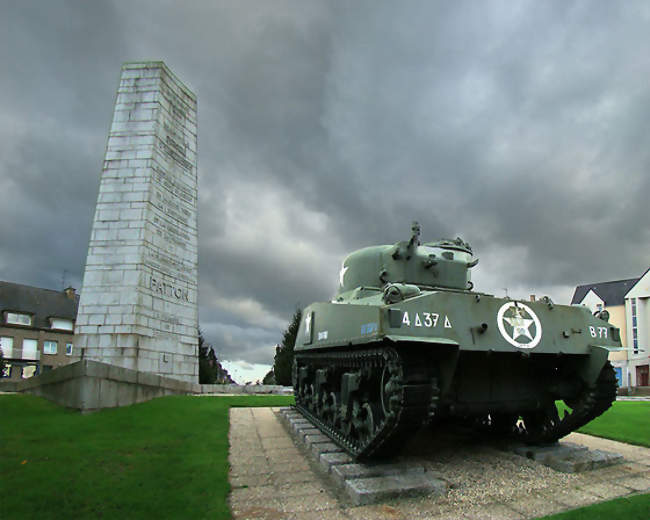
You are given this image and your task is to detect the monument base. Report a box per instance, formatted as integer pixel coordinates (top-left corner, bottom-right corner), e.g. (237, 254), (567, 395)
(3, 360), (200, 411)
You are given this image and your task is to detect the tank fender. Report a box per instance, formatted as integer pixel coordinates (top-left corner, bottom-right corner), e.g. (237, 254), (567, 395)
(578, 346), (609, 386)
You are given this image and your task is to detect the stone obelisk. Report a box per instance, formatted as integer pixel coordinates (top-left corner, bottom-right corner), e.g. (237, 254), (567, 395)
(75, 62), (198, 383)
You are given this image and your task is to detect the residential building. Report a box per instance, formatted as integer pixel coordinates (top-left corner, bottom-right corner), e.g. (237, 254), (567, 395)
(571, 277), (639, 387)
(625, 269), (650, 387)
(0, 281), (80, 381)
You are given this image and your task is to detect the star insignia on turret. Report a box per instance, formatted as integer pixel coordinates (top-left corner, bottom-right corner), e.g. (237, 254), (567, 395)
(305, 312), (312, 335)
(339, 265), (349, 287)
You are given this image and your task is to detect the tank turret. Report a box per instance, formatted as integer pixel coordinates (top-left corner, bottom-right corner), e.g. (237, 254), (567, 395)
(337, 222), (477, 300)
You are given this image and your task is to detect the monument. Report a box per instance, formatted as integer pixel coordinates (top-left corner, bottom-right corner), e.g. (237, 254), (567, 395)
(74, 61), (199, 383)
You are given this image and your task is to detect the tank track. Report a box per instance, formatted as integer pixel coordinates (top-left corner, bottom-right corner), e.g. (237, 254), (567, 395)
(519, 360), (618, 444)
(294, 346), (438, 459)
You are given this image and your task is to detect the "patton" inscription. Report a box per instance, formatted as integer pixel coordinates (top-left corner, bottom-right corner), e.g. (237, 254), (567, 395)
(148, 275), (190, 302)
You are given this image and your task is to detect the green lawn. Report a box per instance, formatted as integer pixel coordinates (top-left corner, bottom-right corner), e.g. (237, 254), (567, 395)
(557, 401), (650, 447)
(0, 393), (294, 520)
(537, 493), (650, 520)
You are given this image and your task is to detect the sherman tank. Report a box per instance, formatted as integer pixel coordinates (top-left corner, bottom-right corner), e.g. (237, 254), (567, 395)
(293, 223), (620, 459)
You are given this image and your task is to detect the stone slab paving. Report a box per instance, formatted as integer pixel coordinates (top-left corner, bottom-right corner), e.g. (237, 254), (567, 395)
(229, 407), (650, 519)
(505, 441), (624, 473)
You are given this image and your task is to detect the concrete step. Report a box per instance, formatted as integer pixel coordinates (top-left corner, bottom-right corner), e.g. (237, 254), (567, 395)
(276, 407), (449, 506)
(345, 472), (448, 506)
(507, 441), (624, 473)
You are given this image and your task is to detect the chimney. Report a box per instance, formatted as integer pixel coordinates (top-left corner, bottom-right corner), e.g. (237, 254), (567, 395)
(530, 294), (536, 302)
(64, 286), (76, 300)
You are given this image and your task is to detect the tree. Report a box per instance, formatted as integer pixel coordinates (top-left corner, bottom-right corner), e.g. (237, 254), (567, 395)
(262, 369), (275, 385)
(198, 328), (234, 384)
(273, 308), (301, 386)
(198, 328), (217, 384)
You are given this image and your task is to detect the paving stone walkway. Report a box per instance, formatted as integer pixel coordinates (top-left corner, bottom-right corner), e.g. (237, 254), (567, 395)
(228, 407), (650, 519)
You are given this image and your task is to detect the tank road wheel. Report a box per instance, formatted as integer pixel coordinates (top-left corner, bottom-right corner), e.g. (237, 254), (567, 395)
(321, 392), (337, 426)
(302, 384), (313, 411)
(359, 402), (375, 441)
(342, 407), (353, 437)
(380, 360), (403, 417)
(350, 399), (375, 445)
(309, 384), (321, 413)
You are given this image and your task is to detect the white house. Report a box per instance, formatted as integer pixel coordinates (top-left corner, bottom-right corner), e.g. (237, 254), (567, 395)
(624, 268), (650, 387)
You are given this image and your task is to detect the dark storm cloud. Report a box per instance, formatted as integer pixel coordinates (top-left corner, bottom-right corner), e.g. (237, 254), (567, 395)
(1, 1), (649, 371)
(0, 0), (127, 289)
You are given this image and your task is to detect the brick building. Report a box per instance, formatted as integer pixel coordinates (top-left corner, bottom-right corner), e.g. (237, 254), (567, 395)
(0, 281), (79, 380)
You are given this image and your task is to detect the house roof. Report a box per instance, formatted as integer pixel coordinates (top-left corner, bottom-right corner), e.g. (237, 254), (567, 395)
(0, 280), (79, 329)
(570, 278), (640, 306)
(625, 267), (650, 299)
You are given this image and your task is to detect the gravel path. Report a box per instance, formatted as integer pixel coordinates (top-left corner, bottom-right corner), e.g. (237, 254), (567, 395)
(229, 408), (650, 519)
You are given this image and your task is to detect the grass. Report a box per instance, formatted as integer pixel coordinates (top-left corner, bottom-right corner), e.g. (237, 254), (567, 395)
(537, 493), (650, 520)
(556, 401), (650, 447)
(0, 393), (294, 520)
(1, 395), (647, 520)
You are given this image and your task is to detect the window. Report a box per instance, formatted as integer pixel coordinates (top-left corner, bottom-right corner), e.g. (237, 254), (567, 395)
(22, 365), (37, 379)
(1, 363), (11, 378)
(632, 298), (638, 354)
(0, 336), (14, 357)
(22, 339), (38, 359)
(50, 318), (73, 331)
(43, 341), (58, 355)
(66, 343), (74, 356)
(5, 312), (32, 326)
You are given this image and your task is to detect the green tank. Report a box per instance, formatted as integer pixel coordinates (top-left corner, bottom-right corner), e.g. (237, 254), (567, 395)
(293, 223), (619, 459)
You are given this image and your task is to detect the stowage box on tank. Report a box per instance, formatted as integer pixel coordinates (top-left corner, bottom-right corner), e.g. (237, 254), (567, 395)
(293, 223), (620, 459)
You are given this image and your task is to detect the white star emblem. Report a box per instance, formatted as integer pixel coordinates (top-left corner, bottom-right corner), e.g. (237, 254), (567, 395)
(504, 310), (534, 341)
(497, 302), (542, 349)
(339, 265), (349, 287)
(305, 312), (312, 335)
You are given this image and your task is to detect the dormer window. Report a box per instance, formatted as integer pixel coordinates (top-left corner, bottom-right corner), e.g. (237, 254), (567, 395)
(5, 312), (32, 326)
(50, 318), (73, 331)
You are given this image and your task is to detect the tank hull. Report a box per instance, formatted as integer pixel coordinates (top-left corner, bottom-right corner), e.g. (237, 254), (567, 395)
(293, 289), (619, 459)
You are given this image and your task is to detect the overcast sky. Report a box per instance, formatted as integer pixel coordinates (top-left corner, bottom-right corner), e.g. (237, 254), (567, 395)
(1, 1), (648, 382)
